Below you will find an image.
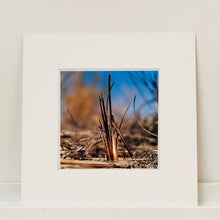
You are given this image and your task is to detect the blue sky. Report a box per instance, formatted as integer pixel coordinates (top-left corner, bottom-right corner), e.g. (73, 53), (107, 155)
(70, 70), (159, 117)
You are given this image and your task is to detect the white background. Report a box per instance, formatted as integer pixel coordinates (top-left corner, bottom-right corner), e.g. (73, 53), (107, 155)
(0, 0), (219, 185)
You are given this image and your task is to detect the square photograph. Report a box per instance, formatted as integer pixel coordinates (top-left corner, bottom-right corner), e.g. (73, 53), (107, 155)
(60, 70), (159, 169)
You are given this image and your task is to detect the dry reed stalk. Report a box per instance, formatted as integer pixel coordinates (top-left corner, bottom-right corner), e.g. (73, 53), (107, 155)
(98, 74), (133, 161)
(108, 74), (118, 160)
(60, 159), (129, 168)
(99, 94), (112, 160)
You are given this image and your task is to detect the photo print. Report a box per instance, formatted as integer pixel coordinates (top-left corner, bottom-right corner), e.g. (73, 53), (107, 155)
(60, 70), (159, 169)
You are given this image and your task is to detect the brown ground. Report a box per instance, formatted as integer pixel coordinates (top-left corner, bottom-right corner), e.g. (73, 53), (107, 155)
(60, 120), (158, 169)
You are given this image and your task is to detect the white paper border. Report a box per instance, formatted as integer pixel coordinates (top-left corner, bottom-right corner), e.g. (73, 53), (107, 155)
(22, 33), (197, 206)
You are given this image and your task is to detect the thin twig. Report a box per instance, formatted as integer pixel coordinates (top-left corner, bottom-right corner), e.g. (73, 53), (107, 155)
(133, 95), (158, 137)
(83, 140), (102, 156)
(66, 104), (80, 127)
(106, 81), (115, 112)
(112, 121), (133, 157)
(97, 126), (111, 160)
(119, 95), (136, 129)
(108, 74), (113, 121)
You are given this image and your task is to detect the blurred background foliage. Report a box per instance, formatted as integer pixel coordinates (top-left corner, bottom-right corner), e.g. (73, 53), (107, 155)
(61, 70), (158, 134)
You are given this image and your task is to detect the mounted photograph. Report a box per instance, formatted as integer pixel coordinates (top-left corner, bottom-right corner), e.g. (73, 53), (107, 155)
(22, 33), (197, 204)
(60, 70), (159, 169)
